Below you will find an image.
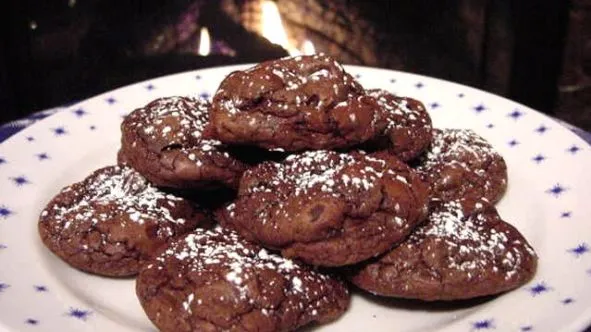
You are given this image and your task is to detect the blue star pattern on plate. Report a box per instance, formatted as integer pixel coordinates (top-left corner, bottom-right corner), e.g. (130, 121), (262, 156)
(195, 74), (202, 80)
(89, 125), (96, 131)
(532, 154), (546, 164)
(199, 91), (211, 100)
(567, 145), (580, 154)
(26, 136), (35, 142)
(528, 282), (551, 296)
(354, 74), (362, 79)
(508, 139), (519, 147)
(0, 156), (5, 164)
(36, 153), (49, 161)
(458, 93), (465, 98)
(0, 283), (9, 292)
(105, 97), (116, 105)
(568, 243), (589, 257)
(0, 244), (7, 249)
(11, 176), (30, 186)
(472, 319), (494, 330)
(486, 123), (495, 129)
(415, 82), (424, 89)
(66, 308), (92, 321)
(146, 83), (155, 90)
(430, 102), (440, 109)
(25, 318), (39, 325)
(390, 78), (396, 83)
(561, 211), (572, 218)
(52, 127), (67, 136)
(0, 206), (13, 219)
(562, 298), (574, 305)
(72, 109), (86, 117)
(473, 104), (487, 113)
(34, 285), (48, 292)
(546, 183), (567, 197)
(535, 125), (549, 134)
(509, 109), (524, 120)
(520, 326), (533, 331)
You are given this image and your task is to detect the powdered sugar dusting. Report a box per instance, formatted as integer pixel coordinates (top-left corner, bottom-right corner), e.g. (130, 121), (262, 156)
(413, 128), (507, 202)
(417, 128), (497, 170)
(215, 54), (363, 116)
(247, 150), (409, 197)
(126, 96), (226, 166)
(234, 150), (423, 233)
(367, 89), (430, 130)
(407, 199), (536, 280)
(150, 228), (344, 316)
(42, 166), (188, 233)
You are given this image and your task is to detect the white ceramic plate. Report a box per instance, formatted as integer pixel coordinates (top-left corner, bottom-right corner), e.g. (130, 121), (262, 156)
(0, 65), (590, 332)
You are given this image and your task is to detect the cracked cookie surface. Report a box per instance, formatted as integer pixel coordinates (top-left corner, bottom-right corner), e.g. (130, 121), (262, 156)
(210, 54), (385, 151)
(414, 128), (508, 203)
(38, 165), (206, 277)
(366, 89), (432, 161)
(348, 197), (537, 300)
(120, 96), (246, 189)
(136, 228), (349, 332)
(217, 150), (429, 267)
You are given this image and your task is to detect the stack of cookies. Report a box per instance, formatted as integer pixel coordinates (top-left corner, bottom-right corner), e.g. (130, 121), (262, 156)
(38, 54), (538, 332)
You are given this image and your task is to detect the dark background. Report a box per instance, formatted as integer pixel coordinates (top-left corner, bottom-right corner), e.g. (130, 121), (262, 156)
(2, 0), (590, 131)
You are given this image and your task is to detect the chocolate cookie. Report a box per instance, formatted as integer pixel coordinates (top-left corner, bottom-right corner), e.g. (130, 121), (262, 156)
(217, 150), (429, 267)
(415, 128), (508, 203)
(136, 228), (350, 332)
(210, 54), (385, 151)
(38, 165), (207, 277)
(366, 89), (433, 161)
(120, 96), (246, 189)
(348, 197), (537, 301)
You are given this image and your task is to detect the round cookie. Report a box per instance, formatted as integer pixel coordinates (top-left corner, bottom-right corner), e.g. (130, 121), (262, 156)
(120, 96), (246, 189)
(38, 165), (207, 277)
(136, 228), (350, 332)
(217, 150), (429, 267)
(348, 197), (537, 301)
(210, 54), (385, 151)
(415, 128), (508, 203)
(366, 89), (433, 161)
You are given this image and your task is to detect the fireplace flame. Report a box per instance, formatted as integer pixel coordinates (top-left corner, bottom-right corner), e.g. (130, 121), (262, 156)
(302, 40), (315, 55)
(198, 27), (211, 56)
(261, 1), (300, 55)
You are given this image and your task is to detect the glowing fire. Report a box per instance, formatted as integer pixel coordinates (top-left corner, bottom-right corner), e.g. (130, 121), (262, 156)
(302, 40), (315, 55)
(198, 27), (211, 56)
(261, 1), (315, 56)
(261, 1), (295, 54)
